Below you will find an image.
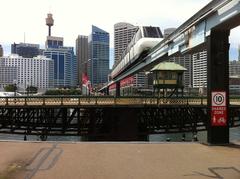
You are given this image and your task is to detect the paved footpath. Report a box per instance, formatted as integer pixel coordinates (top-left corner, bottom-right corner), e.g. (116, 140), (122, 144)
(0, 141), (239, 179)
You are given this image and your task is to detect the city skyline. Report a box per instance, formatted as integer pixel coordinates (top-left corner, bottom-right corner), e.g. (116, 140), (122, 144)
(0, 0), (240, 66)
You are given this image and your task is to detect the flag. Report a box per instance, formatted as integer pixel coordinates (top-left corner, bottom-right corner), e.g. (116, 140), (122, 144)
(82, 73), (92, 92)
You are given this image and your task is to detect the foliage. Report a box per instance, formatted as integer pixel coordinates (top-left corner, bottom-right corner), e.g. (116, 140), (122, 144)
(4, 84), (17, 92)
(45, 89), (81, 95)
(26, 86), (38, 94)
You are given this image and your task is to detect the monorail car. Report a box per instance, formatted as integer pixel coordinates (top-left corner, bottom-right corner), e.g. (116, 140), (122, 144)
(111, 26), (163, 78)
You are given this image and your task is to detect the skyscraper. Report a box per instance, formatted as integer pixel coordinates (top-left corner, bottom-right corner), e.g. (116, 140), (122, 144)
(238, 44), (240, 61)
(45, 36), (63, 48)
(11, 43), (40, 58)
(76, 35), (88, 86)
(88, 25), (109, 88)
(192, 50), (207, 88)
(43, 13), (77, 88)
(229, 60), (240, 77)
(163, 28), (176, 38)
(43, 46), (77, 88)
(114, 22), (138, 64)
(0, 45), (3, 57)
(168, 55), (192, 88)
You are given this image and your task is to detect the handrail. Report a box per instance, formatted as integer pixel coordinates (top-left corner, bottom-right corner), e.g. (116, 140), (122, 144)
(0, 96), (239, 106)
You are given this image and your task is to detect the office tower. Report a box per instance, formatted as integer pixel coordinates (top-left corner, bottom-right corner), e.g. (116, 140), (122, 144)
(114, 22), (138, 64)
(43, 13), (77, 88)
(229, 60), (240, 77)
(45, 36), (63, 48)
(88, 25), (109, 88)
(168, 55), (192, 88)
(163, 28), (176, 38)
(192, 50), (207, 88)
(0, 45), (3, 57)
(43, 47), (77, 88)
(0, 54), (53, 89)
(76, 35), (88, 86)
(11, 43), (40, 58)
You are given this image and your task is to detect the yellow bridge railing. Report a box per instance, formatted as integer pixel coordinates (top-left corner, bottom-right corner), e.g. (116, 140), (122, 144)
(0, 96), (239, 106)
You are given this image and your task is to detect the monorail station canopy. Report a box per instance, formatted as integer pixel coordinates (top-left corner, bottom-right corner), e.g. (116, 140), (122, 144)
(150, 62), (186, 97)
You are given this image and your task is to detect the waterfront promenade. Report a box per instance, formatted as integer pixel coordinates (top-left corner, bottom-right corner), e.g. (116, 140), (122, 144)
(0, 141), (239, 179)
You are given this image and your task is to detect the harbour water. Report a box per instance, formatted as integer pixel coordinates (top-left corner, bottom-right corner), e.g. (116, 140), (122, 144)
(0, 127), (239, 143)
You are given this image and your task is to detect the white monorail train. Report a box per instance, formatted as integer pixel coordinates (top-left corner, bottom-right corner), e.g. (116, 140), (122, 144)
(111, 26), (163, 78)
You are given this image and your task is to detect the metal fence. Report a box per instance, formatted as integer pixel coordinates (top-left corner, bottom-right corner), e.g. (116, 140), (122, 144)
(0, 96), (239, 106)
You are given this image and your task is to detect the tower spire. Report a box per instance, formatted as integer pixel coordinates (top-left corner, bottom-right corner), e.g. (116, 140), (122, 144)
(46, 13), (54, 36)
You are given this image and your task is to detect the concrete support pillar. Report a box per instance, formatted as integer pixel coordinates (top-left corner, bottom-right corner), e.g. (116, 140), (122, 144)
(207, 29), (230, 144)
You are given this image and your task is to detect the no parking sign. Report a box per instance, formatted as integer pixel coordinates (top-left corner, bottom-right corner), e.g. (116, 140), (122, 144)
(211, 91), (227, 126)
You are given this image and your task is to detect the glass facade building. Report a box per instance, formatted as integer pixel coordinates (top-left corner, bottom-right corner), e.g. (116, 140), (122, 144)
(45, 36), (64, 49)
(44, 46), (77, 88)
(88, 25), (109, 88)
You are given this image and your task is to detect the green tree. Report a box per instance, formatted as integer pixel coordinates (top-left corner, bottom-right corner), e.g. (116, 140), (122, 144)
(26, 86), (38, 94)
(4, 84), (17, 92)
(45, 89), (81, 95)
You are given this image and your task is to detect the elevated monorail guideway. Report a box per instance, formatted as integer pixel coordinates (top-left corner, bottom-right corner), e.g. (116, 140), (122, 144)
(106, 0), (240, 144)
(111, 0), (240, 83)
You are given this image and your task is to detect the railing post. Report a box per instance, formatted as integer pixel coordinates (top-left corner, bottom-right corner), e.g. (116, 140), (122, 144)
(6, 97), (8, 106)
(25, 97), (27, 106)
(61, 97), (63, 106)
(78, 96), (81, 105)
(43, 97), (45, 106)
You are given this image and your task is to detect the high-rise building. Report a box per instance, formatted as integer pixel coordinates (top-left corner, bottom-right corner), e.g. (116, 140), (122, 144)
(192, 50), (207, 88)
(0, 45), (3, 57)
(114, 22), (138, 64)
(168, 55), (192, 88)
(43, 13), (77, 88)
(88, 25), (109, 88)
(45, 36), (63, 49)
(76, 35), (88, 86)
(238, 44), (240, 61)
(163, 28), (176, 38)
(11, 43), (40, 58)
(229, 60), (240, 77)
(0, 54), (53, 89)
(43, 46), (77, 88)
